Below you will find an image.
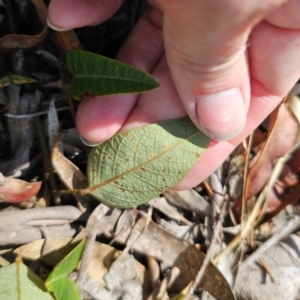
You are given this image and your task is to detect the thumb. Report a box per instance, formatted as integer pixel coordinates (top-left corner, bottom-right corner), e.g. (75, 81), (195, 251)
(159, 0), (284, 141)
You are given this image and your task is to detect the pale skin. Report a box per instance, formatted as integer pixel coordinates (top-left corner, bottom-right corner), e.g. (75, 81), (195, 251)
(48, 0), (300, 190)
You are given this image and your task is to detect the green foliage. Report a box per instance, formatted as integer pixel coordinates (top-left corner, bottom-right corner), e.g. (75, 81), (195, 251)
(45, 239), (86, 300)
(88, 117), (210, 208)
(66, 49), (159, 100)
(0, 74), (37, 88)
(0, 260), (54, 300)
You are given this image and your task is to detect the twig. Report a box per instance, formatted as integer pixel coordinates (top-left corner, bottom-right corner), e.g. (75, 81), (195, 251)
(239, 214), (300, 272)
(76, 204), (110, 295)
(187, 220), (222, 296)
(258, 258), (275, 282)
(5, 106), (69, 118)
(35, 116), (59, 204)
(0, 206), (82, 245)
(125, 206), (153, 254)
(213, 151), (292, 264)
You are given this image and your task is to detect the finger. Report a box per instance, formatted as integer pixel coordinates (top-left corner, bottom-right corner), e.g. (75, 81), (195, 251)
(266, 0), (300, 28)
(76, 9), (164, 143)
(250, 22), (300, 97)
(175, 21), (300, 189)
(158, 0), (287, 141)
(48, 0), (124, 30)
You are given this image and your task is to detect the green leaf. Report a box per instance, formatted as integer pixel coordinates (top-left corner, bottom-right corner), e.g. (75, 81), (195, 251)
(88, 117), (210, 208)
(0, 74), (38, 88)
(0, 260), (54, 300)
(66, 49), (159, 100)
(45, 239), (86, 300)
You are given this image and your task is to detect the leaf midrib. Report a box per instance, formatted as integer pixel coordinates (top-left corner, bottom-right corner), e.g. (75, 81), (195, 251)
(90, 129), (201, 191)
(74, 74), (154, 85)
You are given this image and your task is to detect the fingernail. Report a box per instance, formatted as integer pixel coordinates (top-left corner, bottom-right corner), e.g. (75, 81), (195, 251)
(47, 18), (70, 32)
(196, 87), (246, 141)
(79, 135), (102, 147)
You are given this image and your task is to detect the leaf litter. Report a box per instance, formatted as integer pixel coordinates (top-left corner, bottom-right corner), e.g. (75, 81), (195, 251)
(1, 1), (300, 299)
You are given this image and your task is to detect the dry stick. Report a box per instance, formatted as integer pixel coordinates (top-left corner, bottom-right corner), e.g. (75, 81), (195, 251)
(258, 258), (275, 282)
(5, 106), (69, 118)
(213, 132), (300, 264)
(76, 204), (110, 295)
(0, 206), (81, 246)
(35, 116), (60, 204)
(123, 206), (153, 255)
(238, 132), (254, 263)
(213, 160), (282, 264)
(239, 214), (300, 271)
(187, 220), (222, 297)
(187, 170), (225, 297)
(253, 138), (300, 228)
(148, 267), (181, 300)
(241, 132), (254, 233)
(108, 210), (136, 246)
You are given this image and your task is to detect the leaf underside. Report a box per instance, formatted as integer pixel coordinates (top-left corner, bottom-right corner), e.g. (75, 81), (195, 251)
(88, 117), (211, 208)
(0, 262), (54, 300)
(66, 49), (159, 100)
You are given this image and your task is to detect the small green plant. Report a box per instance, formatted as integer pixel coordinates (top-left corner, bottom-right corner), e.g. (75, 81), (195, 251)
(45, 239), (86, 300)
(0, 239), (86, 300)
(66, 49), (211, 208)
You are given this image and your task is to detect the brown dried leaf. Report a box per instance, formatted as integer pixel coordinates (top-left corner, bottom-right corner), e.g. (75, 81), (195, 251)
(107, 209), (235, 299)
(156, 217), (191, 239)
(14, 237), (73, 265)
(52, 141), (87, 190)
(247, 103), (297, 197)
(115, 210), (136, 237)
(0, 0), (48, 52)
(163, 189), (211, 217)
(149, 197), (192, 225)
(234, 235), (300, 300)
(51, 140), (93, 210)
(264, 180), (300, 220)
(259, 143), (300, 218)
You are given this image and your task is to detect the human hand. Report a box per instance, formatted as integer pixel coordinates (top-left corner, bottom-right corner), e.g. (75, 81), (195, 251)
(48, 0), (300, 189)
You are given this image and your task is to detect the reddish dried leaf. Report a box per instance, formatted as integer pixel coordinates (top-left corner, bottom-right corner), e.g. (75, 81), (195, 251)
(264, 183), (300, 220)
(50, 30), (82, 55)
(247, 104), (297, 198)
(234, 102), (298, 212)
(251, 127), (268, 154)
(0, 177), (41, 203)
(0, 0), (48, 52)
(261, 148), (300, 219)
